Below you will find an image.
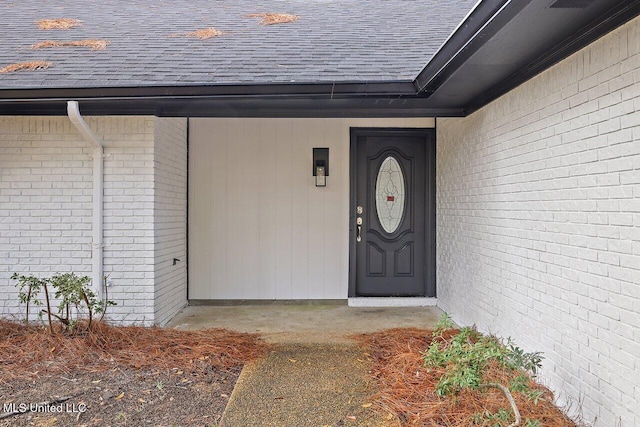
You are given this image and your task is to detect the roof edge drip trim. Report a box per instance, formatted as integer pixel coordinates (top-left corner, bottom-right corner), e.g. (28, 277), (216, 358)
(413, 0), (526, 94)
(462, 0), (640, 114)
(0, 97), (466, 118)
(0, 81), (419, 102)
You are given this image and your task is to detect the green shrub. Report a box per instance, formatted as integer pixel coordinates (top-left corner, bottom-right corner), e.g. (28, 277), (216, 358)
(11, 272), (116, 333)
(424, 327), (543, 397)
(424, 317), (545, 427)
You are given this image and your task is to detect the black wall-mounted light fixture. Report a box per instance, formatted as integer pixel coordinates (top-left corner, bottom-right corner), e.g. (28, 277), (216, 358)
(313, 148), (329, 187)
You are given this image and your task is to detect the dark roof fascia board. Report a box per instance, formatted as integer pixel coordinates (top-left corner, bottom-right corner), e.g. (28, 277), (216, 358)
(157, 100), (466, 118)
(413, 0), (524, 94)
(0, 97), (465, 118)
(462, 0), (640, 114)
(0, 81), (419, 102)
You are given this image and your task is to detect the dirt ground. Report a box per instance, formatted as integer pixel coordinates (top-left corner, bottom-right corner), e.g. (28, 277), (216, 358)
(0, 319), (576, 427)
(0, 368), (238, 426)
(0, 319), (268, 427)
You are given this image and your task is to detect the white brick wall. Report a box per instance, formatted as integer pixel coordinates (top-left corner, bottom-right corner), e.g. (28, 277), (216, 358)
(153, 118), (187, 326)
(0, 115), (188, 326)
(0, 117), (94, 313)
(437, 16), (640, 426)
(101, 117), (156, 324)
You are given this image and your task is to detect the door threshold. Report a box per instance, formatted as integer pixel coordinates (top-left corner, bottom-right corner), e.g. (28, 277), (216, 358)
(348, 297), (437, 307)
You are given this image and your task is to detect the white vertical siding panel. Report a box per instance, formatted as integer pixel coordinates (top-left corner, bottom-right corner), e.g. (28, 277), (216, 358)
(188, 117), (435, 300)
(187, 120), (212, 299)
(290, 119), (311, 298)
(225, 121), (243, 297)
(210, 121), (229, 298)
(228, 121), (260, 298)
(257, 119), (278, 298)
(327, 120), (351, 298)
(275, 120), (294, 299)
(191, 120), (208, 298)
(324, 123), (347, 298)
(306, 119), (329, 299)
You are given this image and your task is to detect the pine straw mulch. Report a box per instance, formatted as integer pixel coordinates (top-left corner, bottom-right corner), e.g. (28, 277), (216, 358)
(170, 27), (227, 40)
(31, 40), (110, 50)
(354, 328), (577, 427)
(0, 319), (268, 382)
(0, 320), (267, 426)
(246, 13), (299, 25)
(0, 61), (52, 74)
(36, 19), (82, 30)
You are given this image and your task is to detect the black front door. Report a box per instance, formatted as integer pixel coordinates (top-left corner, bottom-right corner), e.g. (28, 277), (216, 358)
(349, 128), (435, 297)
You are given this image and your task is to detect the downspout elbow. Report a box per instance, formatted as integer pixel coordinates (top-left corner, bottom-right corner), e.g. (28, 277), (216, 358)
(67, 101), (103, 154)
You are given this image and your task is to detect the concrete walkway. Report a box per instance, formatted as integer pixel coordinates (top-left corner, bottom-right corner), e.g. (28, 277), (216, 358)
(167, 304), (442, 426)
(166, 303), (443, 344)
(220, 342), (393, 427)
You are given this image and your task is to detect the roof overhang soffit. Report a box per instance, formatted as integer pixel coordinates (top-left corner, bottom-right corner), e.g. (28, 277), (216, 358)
(1, 0), (639, 117)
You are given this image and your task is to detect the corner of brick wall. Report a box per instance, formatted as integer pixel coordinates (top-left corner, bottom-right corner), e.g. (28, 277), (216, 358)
(153, 117), (188, 326)
(436, 17), (640, 426)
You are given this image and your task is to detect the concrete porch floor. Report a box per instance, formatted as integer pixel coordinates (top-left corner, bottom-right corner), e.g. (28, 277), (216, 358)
(166, 303), (444, 343)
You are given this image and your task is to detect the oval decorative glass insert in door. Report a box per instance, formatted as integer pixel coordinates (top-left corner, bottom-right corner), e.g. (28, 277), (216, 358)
(375, 156), (405, 234)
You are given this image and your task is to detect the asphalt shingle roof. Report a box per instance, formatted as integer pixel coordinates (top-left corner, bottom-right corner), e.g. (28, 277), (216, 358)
(0, 0), (477, 89)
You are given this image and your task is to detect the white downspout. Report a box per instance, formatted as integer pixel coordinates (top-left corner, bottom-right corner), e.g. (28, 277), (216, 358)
(67, 101), (104, 299)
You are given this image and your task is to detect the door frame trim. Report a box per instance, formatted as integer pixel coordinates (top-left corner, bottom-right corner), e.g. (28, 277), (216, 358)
(348, 127), (436, 298)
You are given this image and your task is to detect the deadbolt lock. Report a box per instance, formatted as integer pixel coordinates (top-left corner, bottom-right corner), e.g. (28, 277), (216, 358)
(356, 206), (363, 214)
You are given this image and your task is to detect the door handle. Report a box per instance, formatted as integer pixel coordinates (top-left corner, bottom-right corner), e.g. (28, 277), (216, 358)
(356, 216), (363, 242)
